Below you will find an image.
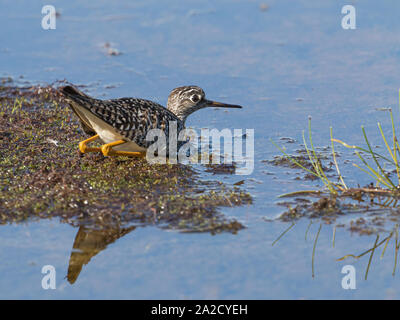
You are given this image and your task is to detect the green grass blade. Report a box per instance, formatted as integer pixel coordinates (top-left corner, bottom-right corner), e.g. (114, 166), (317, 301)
(330, 127), (347, 190)
(302, 130), (332, 192)
(354, 152), (392, 189)
(308, 119), (336, 193)
(332, 138), (395, 165)
(362, 126), (396, 189)
(365, 235), (379, 280)
(389, 110), (400, 185)
(272, 222), (296, 246)
(377, 122), (394, 160)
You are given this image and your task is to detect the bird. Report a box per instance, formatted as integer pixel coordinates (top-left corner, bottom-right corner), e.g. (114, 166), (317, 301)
(60, 85), (243, 158)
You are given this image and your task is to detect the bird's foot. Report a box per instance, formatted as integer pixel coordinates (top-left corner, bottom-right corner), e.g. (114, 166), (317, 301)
(100, 140), (145, 158)
(79, 134), (101, 153)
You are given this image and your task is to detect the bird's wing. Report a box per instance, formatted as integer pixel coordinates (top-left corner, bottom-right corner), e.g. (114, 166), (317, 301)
(60, 86), (184, 148)
(100, 97), (185, 148)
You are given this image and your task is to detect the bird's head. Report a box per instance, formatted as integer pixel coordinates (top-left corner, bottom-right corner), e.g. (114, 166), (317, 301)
(167, 86), (242, 122)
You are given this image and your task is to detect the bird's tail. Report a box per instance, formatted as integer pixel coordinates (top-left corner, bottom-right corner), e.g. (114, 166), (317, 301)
(59, 85), (97, 136)
(60, 85), (92, 101)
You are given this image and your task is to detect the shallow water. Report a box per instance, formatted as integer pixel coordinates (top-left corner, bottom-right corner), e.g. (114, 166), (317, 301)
(2, 0), (400, 299)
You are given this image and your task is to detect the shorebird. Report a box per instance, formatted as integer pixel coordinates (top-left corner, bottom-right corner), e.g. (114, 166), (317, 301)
(60, 85), (242, 157)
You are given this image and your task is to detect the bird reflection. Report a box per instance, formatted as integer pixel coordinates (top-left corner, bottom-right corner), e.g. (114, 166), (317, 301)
(67, 225), (136, 284)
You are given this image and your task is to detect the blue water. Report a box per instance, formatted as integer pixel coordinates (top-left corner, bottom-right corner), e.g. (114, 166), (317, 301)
(1, 0), (400, 299)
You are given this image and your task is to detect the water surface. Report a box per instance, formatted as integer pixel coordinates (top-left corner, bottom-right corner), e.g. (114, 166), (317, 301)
(1, 0), (400, 299)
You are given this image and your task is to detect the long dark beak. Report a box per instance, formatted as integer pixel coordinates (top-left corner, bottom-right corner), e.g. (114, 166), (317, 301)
(205, 99), (243, 109)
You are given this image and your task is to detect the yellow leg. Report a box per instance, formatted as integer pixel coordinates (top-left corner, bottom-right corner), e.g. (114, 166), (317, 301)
(79, 134), (101, 154)
(100, 140), (145, 158)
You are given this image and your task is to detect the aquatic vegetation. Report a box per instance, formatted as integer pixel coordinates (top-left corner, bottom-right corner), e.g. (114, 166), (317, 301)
(268, 112), (400, 237)
(270, 105), (400, 230)
(333, 108), (400, 191)
(273, 91), (400, 195)
(269, 91), (400, 278)
(271, 117), (345, 194)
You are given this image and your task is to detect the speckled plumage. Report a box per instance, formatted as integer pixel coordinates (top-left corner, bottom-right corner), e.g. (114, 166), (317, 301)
(61, 86), (185, 149)
(60, 85), (242, 151)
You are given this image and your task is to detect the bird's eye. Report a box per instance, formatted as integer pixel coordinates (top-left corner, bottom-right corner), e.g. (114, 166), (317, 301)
(191, 95), (200, 103)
